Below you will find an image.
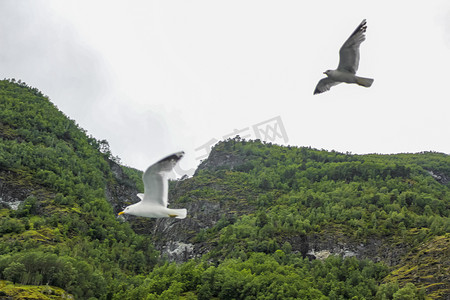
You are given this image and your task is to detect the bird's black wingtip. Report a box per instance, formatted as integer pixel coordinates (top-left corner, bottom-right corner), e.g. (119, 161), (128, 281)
(158, 151), (185, 164)
(360, 19), (367, 30)
(350, 19), (367, 36)
(172, 151), (185, 160)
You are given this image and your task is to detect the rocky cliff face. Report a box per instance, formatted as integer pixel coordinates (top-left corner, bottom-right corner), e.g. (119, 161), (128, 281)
(0, 170), (54, 214)
(304, 231), (410, 266)
(105, 152), (413, 266)
(427, 170), (450, 185)
(103, 159), (222, 261)
(195, 144), (246, 174)
(147, 215), (412, 266)
(104, 159), (141, 215)
(104, 148), (414, 266)
(0, 171), (28, 210)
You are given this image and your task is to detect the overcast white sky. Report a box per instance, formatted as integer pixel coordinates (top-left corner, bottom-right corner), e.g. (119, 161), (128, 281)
(1, 1), (449, 174)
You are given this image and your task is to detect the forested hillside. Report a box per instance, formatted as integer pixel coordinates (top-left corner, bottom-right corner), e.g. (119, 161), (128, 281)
(0, 79), (158, 299)
(0, 79), (449, 299)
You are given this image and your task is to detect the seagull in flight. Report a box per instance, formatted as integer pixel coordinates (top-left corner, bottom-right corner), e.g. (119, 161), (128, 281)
(314, 19), (374, 95)
(118, 151), (187, 219)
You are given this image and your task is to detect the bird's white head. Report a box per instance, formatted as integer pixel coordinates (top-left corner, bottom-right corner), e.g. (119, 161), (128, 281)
(118, 205), (135, 216)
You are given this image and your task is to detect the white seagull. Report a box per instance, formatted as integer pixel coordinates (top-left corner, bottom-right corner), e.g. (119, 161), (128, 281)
(314, 19), (374, 95)
(118, 151), (187, 219)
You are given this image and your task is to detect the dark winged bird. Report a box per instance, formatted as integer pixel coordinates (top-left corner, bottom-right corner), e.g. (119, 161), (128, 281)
(118, 151), (187, 219)
(314, 19), (374, 95)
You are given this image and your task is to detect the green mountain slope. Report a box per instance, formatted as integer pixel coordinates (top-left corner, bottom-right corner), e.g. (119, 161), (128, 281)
(145, 138), (449, 298)
(0, 79), (158, 299)
(0, 79), (449, 299)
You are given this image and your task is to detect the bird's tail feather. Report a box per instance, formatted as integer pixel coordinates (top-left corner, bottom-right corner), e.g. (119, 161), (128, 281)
(355, 76), (374, 87)
(171, 209), (187, 219)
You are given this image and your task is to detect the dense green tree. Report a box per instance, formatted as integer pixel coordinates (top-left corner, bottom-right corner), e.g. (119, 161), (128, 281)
(3, 262), (26, 284)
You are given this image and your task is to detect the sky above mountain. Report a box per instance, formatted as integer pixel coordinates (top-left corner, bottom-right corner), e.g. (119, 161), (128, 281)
(1, 1), (449, 174)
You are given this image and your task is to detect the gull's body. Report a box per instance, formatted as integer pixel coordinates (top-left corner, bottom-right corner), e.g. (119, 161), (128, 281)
(314, 19), (374, 95)
(118, 151), (187, 219)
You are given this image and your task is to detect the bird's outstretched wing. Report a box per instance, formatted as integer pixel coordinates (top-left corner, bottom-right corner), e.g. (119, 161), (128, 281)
(313, 78), (341, 95)
(141, 151), (184, 207)
(337, 19), (367, 74)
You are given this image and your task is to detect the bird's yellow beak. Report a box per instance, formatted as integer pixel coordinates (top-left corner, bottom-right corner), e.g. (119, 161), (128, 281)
(118, 211), (125, 216)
